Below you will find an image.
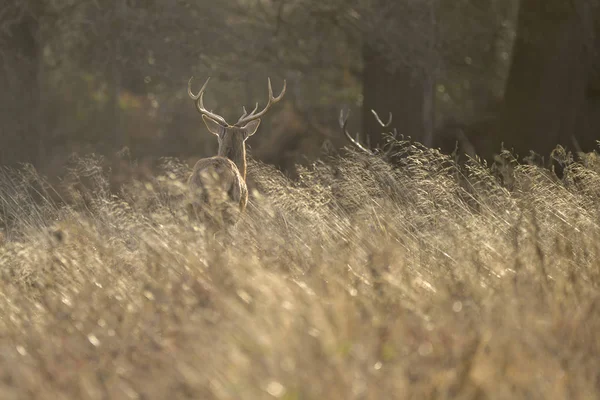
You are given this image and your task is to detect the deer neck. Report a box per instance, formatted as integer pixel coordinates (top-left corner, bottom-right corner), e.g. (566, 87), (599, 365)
(218, 140), (247, 180)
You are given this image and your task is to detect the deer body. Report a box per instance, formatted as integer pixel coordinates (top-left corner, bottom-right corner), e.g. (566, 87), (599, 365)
(188, 157), (247, 209)
(186, 76), (286, 225)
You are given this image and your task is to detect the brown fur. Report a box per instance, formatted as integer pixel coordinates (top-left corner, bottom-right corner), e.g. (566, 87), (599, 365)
(187, 119), (258, 226)
(188, 157), (247, 212)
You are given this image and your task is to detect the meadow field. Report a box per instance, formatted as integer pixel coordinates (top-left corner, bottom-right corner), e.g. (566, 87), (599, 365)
(0, 142), (599, 399)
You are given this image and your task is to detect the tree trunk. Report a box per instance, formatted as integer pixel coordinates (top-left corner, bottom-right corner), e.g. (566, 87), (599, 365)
(0, 10), (41, 166)
(362, 44), (426, 149)
(501, 0), (600, 161)
(105, 1), (126, 154)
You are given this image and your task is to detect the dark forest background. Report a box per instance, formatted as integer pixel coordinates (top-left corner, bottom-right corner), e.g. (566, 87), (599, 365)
(2, 0), (600, 179)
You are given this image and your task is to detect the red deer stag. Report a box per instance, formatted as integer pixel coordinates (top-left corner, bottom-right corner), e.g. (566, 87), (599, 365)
(187, 76), (286, 225)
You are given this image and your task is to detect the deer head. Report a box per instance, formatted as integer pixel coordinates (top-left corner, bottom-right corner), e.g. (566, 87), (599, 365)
(187, 77), (287, 175)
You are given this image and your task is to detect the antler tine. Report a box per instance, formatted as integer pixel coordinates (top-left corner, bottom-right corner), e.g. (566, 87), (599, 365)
(240, 102), (259, 120)
(235, 78), (287, 126)
(187, 76), (208, 100)
(188, 76), (229, 126)
(371, 109), (393, 128)
(338, 109), (375, 155)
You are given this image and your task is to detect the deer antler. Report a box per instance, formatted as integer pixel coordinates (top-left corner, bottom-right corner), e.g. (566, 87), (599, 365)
(371, 109), (392, 128)
(339, 109), (375, 155)
(188, 77), (229, 126)
(372, 110), (398, 156)
(339, 109), (397, 156)
(235, 78), (287, 126)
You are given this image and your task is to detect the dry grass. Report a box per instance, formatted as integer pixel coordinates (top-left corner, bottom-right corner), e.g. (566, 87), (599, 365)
(0, 142), (600, 400)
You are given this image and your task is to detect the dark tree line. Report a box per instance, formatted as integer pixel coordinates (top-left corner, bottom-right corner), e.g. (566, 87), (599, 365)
(1, 0), (598, 172)
(502, 0), (600, 160)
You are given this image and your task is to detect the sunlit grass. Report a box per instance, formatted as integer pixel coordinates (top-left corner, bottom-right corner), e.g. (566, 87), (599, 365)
(0, 142), (599, 399)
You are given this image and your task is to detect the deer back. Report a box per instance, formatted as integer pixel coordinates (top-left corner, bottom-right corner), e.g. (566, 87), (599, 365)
(188, 157), (248, 211)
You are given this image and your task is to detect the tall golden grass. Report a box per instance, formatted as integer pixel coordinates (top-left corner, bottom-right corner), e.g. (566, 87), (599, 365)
(0, 141), (599, 399)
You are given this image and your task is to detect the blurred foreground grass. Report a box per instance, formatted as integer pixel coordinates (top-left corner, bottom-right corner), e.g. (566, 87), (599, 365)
(0, 142), (599, 399)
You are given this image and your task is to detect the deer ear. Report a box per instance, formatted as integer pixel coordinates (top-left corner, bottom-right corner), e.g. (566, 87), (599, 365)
(202, 115), (225, 136)
(242, 119), (261, 138)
